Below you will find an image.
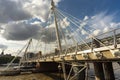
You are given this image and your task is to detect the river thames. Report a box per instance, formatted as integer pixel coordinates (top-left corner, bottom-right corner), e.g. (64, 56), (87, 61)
(0, 73), (64, 80)
(0, 63), (120, 80)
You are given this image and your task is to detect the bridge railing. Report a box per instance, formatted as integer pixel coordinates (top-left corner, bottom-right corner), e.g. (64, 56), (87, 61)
(24, 28), (120, 61)
(62, 28), (120, 54)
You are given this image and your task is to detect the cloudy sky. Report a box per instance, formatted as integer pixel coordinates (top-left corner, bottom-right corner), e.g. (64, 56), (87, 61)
(0, 0), (120, 55)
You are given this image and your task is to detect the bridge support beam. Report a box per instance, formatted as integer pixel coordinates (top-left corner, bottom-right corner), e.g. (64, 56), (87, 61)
(103, 62), (115, 80)
(92, 38), (105, 80)
(93, 62), (105, 80)
(35, 62), (59, 72)
(72, 62), (85, 80)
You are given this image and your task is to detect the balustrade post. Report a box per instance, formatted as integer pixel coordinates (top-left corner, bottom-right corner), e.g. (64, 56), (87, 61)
(91, 38), (93, 51)
(113, 30), (117, 48)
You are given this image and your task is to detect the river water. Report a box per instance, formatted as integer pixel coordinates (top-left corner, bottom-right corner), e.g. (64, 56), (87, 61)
(0, 73), (63, 80)
(0, 63), (120, 80)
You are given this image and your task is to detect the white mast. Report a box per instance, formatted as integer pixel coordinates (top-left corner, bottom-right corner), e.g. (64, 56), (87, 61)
(51, 1), (67, 80)
(51, 0), (62, 53)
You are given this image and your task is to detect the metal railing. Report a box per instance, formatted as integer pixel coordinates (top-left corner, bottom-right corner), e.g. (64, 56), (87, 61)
(24, 28), (120, 61)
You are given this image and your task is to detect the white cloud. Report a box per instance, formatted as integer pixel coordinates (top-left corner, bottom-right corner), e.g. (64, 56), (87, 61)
(82, 12), (119, 36)
(72, 12), (120, 41)
(22, 0), (50, 22)
(0, 0), (61, 23)
(103, 27), (109, 33)
(0, 44), (7, 49)
(90, 13), (112, 30)
(83, 16), (89, 21)
(93, 29), (101, 36)
(81, 30), (86, 35)
(60, 17), (70, 28)
(30, 20), (41, 25)
(21, 0), (61, 22)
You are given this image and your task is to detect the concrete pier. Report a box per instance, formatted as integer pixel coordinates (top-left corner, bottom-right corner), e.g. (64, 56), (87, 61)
(93, 39), (105, 80)
(93, 62), (105, 80)
(103, 62), (115, 80)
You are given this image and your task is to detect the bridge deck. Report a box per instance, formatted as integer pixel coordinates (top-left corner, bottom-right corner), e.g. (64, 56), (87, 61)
(21, 29), (120, 63)
(23, 44), (120, 63)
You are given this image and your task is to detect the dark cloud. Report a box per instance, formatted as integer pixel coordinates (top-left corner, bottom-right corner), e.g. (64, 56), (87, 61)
(2, 22), (41, 40)
(2, 21), (58, 43)
(0, 0), (32, 23)
(1, 22), (63, 43)
(2, 22), (62, 43)
(0, 0), (62, 42)
(39, 27), (57, 43)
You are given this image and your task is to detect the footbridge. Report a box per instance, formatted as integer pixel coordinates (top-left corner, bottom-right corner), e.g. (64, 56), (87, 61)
(20, 1), (120, 80)
(23, 29), (120, 63)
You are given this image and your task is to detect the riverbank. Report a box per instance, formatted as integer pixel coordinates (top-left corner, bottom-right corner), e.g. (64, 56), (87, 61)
(0, 62), (120, 80)
(0, 73), (64, 80)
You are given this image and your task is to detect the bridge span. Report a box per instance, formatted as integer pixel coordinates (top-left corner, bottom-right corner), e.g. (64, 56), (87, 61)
(20, 28), (120, 80)
(23, 29), (120, 63)
(20, 1), (120, 80)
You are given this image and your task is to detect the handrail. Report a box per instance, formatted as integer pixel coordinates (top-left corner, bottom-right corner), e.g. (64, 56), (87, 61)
(25, 28), (120, 60)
